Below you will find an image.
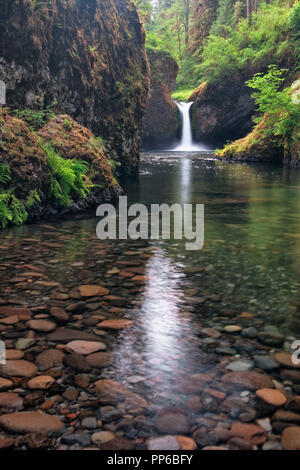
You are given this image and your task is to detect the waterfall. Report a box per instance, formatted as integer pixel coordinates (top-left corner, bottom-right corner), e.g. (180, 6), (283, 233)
(172, 101), (208, 152)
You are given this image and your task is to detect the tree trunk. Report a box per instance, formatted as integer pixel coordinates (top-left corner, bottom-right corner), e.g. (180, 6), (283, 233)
(246, 0), (252, 18)
(184, 0), (190, 47)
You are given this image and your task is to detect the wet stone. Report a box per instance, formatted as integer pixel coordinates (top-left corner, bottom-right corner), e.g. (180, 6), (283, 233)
(226, 359), (254, 372)
(146, 436), (180, 451)
(36, 349), (65, 371)
(254, 355), (279, 371)
(66, 340), (106, 355)
(0, 360), (38, 378)
(26, 319), (57, 332)
(0, 411), (64, 434)
(154, 412), (189, 435)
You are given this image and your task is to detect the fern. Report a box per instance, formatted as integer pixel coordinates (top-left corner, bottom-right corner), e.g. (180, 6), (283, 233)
(0, 163), (11, 185)
(0, 190), (28, 228)
(44, 144), (91, 208)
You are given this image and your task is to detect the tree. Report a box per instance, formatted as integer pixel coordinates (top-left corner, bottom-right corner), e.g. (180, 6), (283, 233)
(210, 0), (235, 37)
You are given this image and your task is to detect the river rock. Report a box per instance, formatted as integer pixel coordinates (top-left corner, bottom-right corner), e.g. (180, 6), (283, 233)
(86, 352), (112, 368)
(146, 436), (180, 450)
(230, 422), (267, 445)
(36, 349), (65, 371)
(28, 375), (55, 390)
(50, 307), (69, 322)
(0, 411), (63, 433)
(96, 319), (133, 330)
(66, 340), (106, 355)
(0, 377), (13, 390)
(0, 360), (37, 378)
(61, 433), (91, 447)
(258, 332), (284, 346)
(273, 351), (300, 369)
(16, 338), (36, 350)
(224, 325), (242, 333)
(154, 412), (189, 434)
(26, 319), (57, 332)
(63, 353), (91, 372)
(95, 380), (147, 410)
(91, 431), (115, 446)
(281, 426), (300, 450)
(254, 355), (279, 371)
(79, 285), (109, 297)
(256, 388), (287, 407)
(48, 328), (100, 342)
(0, 392), (23, 410)
(0, 306), (32, 317)
(221, 371), (274, 390)
(6, 350), (24, 360)
(175, 436), (197, 450)
(226, 359), (254, 372)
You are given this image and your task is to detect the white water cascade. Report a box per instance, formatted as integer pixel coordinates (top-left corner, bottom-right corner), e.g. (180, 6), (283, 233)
(172, 101), (208, 152)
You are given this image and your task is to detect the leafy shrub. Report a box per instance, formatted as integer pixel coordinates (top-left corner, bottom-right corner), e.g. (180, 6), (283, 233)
(0, 164), (28, 227)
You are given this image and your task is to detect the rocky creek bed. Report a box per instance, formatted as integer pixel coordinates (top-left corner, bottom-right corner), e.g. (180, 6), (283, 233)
(0, 153), (300, 450)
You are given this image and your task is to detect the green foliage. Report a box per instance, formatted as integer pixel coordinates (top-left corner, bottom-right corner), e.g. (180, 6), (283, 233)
(197, 1), (292, 84)
(14, 107), (56, 131)
(0, 189), (28, 228)
(210, 0), (234, 37)
(172, 88), (194, 101)
(0, 163), (11, 186)
(27, 189), (41, 209)
(134, 0), (152, 25)
(44, 144), (91, 208)
(247, 65), (300, 139)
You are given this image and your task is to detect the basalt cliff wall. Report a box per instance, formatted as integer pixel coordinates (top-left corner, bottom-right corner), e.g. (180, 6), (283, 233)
(0, 0), (149, 174)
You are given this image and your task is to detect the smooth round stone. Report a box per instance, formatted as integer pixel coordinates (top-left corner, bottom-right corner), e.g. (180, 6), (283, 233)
(224, 325), (242, 333)
(0, 392), (23, 410)
(127, 376), (146, 384)
(96, 319), (132, 330)
(0, 377), (13, 390)
(91, 431), (115, 446)
(27, 375), (55, 390)
(176, 436), (197, 450)
(86, 352), (112, 368)
(26, 319), (57, 332)
(215, 346), (236, 355)
(0, 360), (37, 378)
(281, 426), (300, 450)
(254, 355), (279, 371)
(36, 349), (65, 371)
(66, 340), (106, 355)
(258, 332), (284, 346)
(79, 285), (109, 297)
(16, 338), (36, 350)
(0, 411), (63, 433)
(147, 436), (180, 451)
(241, 327), (258, 338)
(5, 350), (24, 360)
(81, 417), (97, 429)
(256, 388), (287, 407)
(154, 413), (189, 434)
(50, 307), (69, 322)
(226, 359), (254, 372)
(273, 351), (300, 369)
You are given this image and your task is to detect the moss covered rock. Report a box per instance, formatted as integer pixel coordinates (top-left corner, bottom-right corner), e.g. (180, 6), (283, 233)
(0, 0), (149, 174)
(142, 49), (179, 149)
(217, 117), (283, 163)
(0, 108), (49, 206)
(0, 110), (121, 227)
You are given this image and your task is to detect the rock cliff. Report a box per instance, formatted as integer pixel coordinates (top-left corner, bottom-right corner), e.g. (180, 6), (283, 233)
(0, 0), (149, 174)
(142, 49), (179, 149)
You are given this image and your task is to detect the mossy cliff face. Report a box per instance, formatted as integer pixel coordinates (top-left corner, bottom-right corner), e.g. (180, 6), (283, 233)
(190, 81), (255, 145)
(0, 0), (149, 174)
(142, 49), (179, 149)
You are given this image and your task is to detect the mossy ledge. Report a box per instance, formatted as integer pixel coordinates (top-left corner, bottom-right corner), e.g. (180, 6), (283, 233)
(0, 109), (122, 228)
